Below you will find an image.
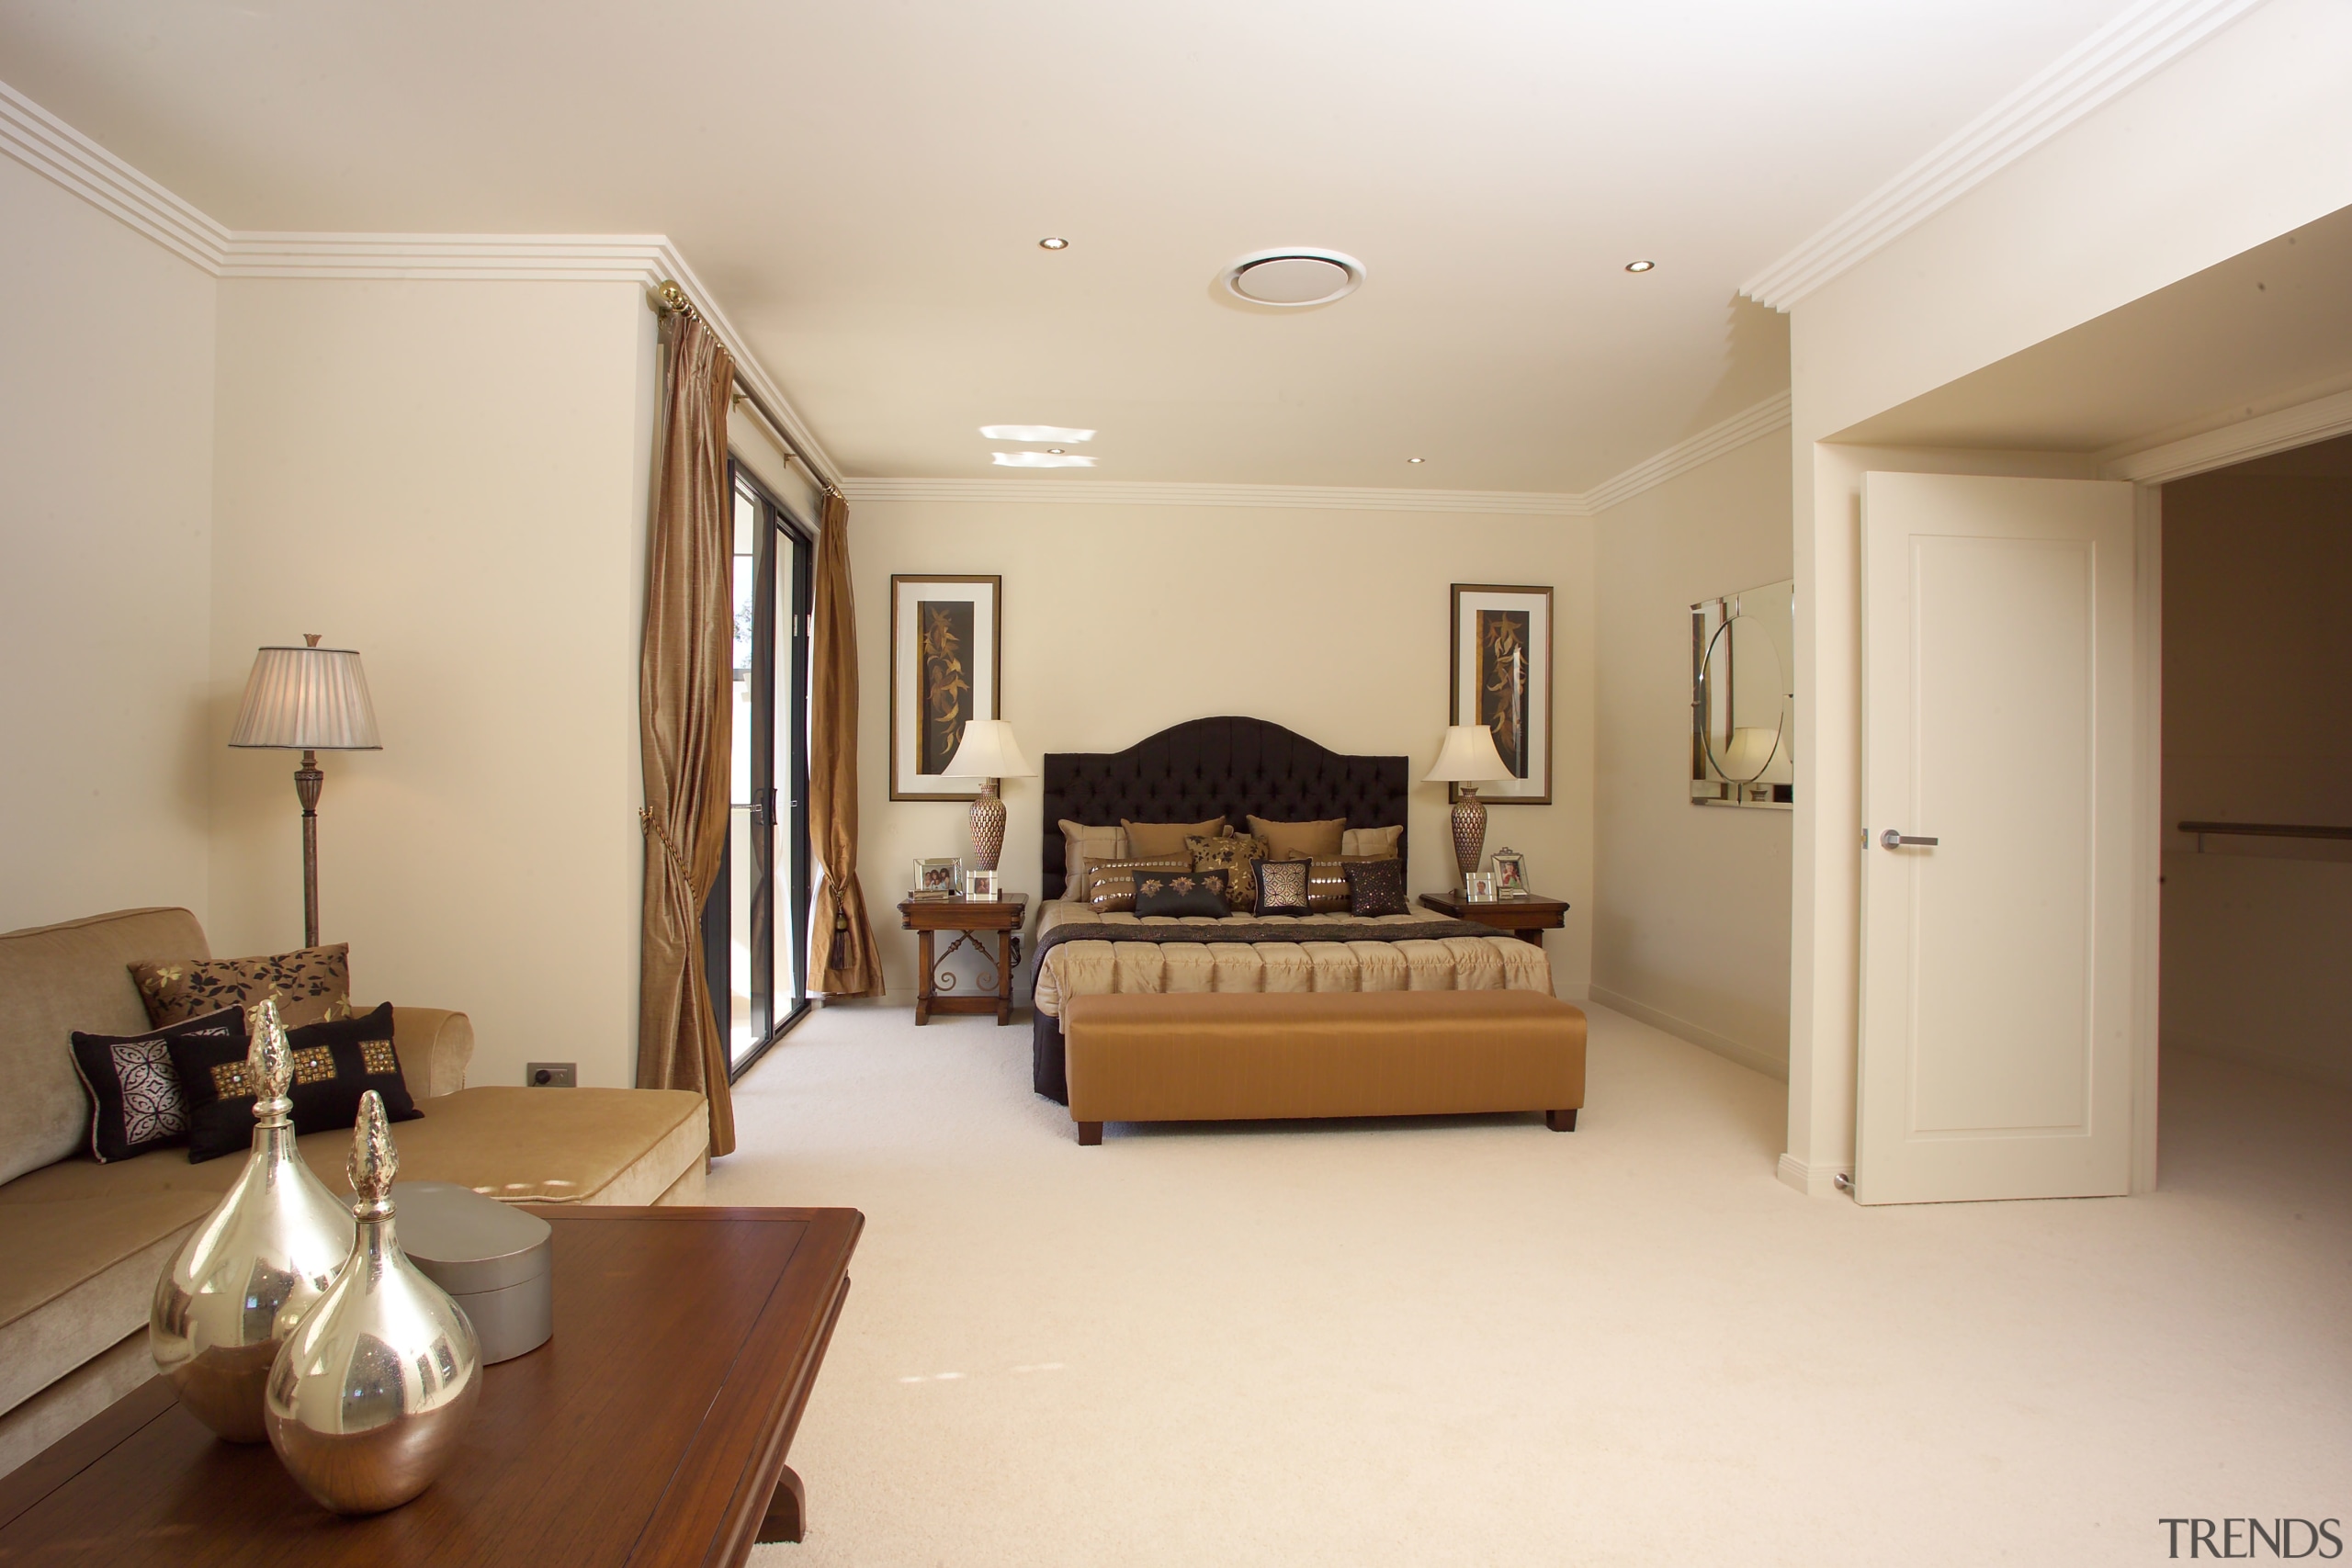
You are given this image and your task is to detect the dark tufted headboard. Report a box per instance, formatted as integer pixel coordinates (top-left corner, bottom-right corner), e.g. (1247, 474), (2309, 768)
(1041, 716), (1408, 899)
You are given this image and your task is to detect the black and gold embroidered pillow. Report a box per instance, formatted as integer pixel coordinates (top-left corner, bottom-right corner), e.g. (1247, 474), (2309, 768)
(1344, 857), (1408, 917)
(1187, 833), (1266, 913)
(1305, 854), (1397, 913)
(1084, 857), (1191, 914)
(169, 1002), (420, 1163)
(68, 1007), (244, 1163)
(1133, 868), (1232, 919)
(1251, 858), (1313, 918)
(130, 944), (353, 1030)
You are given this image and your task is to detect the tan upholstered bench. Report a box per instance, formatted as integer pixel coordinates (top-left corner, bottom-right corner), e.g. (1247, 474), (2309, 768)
(1062, 990), (1587, 1145)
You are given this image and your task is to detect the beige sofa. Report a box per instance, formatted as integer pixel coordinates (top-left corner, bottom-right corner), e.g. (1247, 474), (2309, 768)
(0, 907), (711, 1477)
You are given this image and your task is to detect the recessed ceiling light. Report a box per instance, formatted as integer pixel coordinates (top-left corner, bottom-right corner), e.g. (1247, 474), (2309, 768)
(1624, 259), (1656, 273)
(978, 424), (1094, 442)
(1038, 237), (1069, 250)
(1407, 457), (1426, 464)
(993, 451), (1095, 468)
(1219, 247), (1366, 308)
(1046, 447), (1064, 454)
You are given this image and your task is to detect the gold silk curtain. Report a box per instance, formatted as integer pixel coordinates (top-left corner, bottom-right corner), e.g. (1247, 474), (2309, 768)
(808, 489), (884, 997)
(636, 312), (737, 1156)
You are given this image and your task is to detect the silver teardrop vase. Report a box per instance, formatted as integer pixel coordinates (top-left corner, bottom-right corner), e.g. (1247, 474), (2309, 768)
(150, 998), (356, 1442)
(266, 1089), (481, 1515)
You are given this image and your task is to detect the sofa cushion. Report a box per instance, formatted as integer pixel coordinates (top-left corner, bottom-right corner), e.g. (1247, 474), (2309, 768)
(173, 1003), (420, 1163)
(130, 942), (350, 1030)
(0, 908), (209, 1186)
(68, 1007), (244, 1163)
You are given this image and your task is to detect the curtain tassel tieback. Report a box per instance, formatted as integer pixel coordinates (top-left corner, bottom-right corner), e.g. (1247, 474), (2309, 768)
(639, 807), (691, 880)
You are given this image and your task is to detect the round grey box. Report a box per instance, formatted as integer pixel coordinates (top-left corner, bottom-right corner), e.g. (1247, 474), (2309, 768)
(391, 1180), (554, 1364)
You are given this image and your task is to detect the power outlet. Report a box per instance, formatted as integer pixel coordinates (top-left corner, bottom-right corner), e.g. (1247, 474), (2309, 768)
(526, 1062), (576, 1088)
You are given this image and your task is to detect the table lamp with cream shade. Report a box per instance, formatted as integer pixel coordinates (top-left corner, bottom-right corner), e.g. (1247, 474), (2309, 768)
(942, 718), (1035, 876)
(1424, 724), (1512, 886)
(228, 635), (382, 947)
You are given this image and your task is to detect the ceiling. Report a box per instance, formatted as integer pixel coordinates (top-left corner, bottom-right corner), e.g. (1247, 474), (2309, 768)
(0, 1), (2147, 490)
(1830, 201), (2352, 458)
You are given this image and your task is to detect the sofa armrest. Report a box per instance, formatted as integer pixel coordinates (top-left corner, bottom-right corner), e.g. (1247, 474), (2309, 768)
(379, 1006), (474, 1098)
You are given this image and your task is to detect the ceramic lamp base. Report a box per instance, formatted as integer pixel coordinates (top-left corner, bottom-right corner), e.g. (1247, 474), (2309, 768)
(968, 781), (1006, 873)
(1451, 787), (1487, 883)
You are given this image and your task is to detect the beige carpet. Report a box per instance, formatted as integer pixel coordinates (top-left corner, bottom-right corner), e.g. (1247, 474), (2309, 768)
(718, 1001), (2350, 1566)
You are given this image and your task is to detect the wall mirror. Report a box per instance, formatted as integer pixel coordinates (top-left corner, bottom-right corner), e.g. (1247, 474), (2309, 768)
(1690, 578), (1795, 808)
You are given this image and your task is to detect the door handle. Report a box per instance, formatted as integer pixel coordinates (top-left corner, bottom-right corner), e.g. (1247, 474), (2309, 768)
(1879, 829), (1939, 849)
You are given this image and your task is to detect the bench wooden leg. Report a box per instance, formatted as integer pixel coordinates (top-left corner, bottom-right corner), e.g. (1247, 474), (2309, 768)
(1076, 1121), (1102, 1145)
(1545, 1109), (1578, 1132)
(757, 1464), (806, 1543)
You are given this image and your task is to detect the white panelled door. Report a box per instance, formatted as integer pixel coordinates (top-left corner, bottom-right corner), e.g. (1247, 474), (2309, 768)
(1856, 473), (2137, 1205)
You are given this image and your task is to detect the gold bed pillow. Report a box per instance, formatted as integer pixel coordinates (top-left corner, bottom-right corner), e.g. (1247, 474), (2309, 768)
(1122, 818), (1227, 857)
(1187, 833), (1268, 913)
(1340, 825), (1404, 858)
(1084, 857), (1192, 913)
(1059, 819), (1128, 899)
(1249, 815), (1347, 861)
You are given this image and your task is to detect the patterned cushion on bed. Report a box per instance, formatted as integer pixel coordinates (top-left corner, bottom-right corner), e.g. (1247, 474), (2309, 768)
(1085, 857), (1193, 913)
(1251, 859), (1314, 918)
(1187, 833), (1267, 913)
(1344, 857), (1409, 917)
(1132, 868), (1233, 919)
(1305, 853), (1399, 913)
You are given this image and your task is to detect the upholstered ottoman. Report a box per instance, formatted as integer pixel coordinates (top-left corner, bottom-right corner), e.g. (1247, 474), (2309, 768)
(1061, 990), (1587, 1144)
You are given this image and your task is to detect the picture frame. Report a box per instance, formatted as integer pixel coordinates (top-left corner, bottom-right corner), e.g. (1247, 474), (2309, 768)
(1490, 849), (1529, 897)
(1464, 871), (1498, 902)
(1449, 583), (1554, 805)
(911, 856), (964, 899)
(890, 575), (1002, 801)
(964, 868), (1000, 901)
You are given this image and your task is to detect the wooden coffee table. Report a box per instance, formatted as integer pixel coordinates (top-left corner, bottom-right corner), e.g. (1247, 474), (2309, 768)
(0, 1205), (862, 1566)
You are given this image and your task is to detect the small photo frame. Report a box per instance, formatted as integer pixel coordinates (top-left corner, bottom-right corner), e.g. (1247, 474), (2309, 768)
(1464, 872), (1498, 902)
(965, 869), (1000, 901)
(912, 856), (963, 898)
(1490, 849), (1529, 897)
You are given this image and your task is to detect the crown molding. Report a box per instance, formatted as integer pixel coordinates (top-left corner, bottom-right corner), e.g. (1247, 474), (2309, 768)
(1740, 0), (2268, 310)
(843, 392), (1792, 516)
(2098, 384), (2352, 483)
(0, 75), (840, 482)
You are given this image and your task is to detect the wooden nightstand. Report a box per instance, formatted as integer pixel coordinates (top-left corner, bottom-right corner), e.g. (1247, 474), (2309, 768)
(1419, 889), (1571, 946)
(898, 894), (1029, 1025)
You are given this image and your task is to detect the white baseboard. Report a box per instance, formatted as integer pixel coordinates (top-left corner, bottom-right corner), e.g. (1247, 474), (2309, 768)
(1777, 1153), (1851, 1198)
(1587, 986), (1789, 1082)
(2166, 1033), (2352, 1094)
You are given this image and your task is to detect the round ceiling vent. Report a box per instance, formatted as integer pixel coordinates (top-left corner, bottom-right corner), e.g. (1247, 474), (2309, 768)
(1219, 247), (1366, 308)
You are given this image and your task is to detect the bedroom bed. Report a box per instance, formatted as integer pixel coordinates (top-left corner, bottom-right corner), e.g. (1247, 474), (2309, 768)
(1030, 716), (1569, 1117)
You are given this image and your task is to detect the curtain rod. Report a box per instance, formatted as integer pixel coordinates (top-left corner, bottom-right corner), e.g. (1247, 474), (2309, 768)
(650, 281), (842, 502)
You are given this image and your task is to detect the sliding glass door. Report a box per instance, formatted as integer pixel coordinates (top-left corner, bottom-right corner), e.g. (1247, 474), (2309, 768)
(706, 464), (812, 1078)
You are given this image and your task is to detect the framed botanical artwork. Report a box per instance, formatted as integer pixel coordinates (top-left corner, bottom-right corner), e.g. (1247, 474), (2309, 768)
(1490, 848), (1529, 897)
(890, 575), (1001, 801)
(1449, 583), (1553, 805)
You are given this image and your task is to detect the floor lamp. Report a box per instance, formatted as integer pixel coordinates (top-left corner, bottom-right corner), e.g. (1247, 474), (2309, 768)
(229, 635), (382, 948)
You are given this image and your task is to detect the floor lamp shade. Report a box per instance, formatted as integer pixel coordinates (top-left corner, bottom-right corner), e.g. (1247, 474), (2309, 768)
(943, 720), (1035, 875)
(229, 645), (382, 751)
(228, 639), (381, 949)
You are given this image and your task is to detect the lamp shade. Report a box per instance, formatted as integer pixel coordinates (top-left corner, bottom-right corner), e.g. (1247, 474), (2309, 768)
(1422, 724), (1510, 784)
(942, 718), (1035, 780)
(228, 645), (382, 750)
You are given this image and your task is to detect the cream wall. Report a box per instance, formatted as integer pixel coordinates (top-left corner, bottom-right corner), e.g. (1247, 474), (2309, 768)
(1591, 434), (1791, 1077)
(844, 499), (1595, 1002)
(208, 277), (658, 1090)
(0, 155), (217, 935)
(1780, 0), (2352, 1191)
(2158, 464), (2352, 1089)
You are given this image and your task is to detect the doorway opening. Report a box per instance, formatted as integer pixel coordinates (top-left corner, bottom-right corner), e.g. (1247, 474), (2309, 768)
(703, 463), (814, 1079)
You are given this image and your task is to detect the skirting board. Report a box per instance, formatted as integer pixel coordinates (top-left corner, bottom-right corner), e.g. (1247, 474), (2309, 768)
(1777, 1153), (1852, 1199)
(1587, 985), (1789, 1082)
(2166, 1032), (2352, 1094)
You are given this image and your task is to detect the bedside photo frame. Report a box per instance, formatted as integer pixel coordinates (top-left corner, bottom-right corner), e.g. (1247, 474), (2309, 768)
(891, 575), (1002, 801)
(965, 869), (1000, 901)
(911, 856), (963, 899)
(1464, 872), (1498, 902)
(1490, 849), (1529, 897)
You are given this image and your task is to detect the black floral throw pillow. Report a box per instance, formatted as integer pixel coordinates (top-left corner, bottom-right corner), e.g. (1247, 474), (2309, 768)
(1344, 857), (1408, 917)
(1252, 859), (1314, 918)
(1133, 868), (1233, 919)
(170, 1002), (420, 1164)
(69, 1007), (245, 1163)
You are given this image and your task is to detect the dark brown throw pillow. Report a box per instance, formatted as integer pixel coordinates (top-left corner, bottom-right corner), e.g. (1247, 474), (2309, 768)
(68, 1007), (245, 1163)
(1133, 868), (1233, 919)
(130, 944), (352, 1030)
(170, 1002), (419, 1164)
(1306, 853), (1399, 913)
(1344, 857), (1409, 917)
(1251, 859), (1313, 918)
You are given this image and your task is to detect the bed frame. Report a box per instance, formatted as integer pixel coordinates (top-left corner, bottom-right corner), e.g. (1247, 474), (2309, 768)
(1040, 716), (1408, 901)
